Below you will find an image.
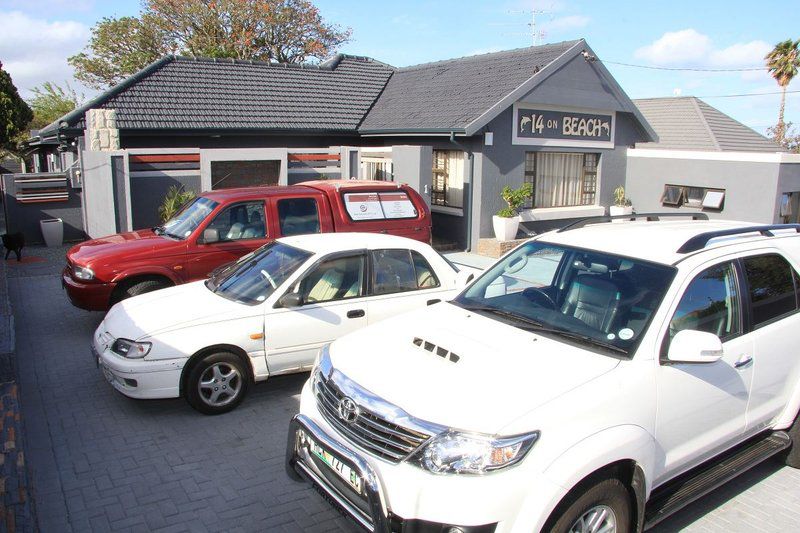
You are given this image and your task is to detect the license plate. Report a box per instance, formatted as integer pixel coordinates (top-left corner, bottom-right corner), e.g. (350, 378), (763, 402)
(306, 434), (362, 493)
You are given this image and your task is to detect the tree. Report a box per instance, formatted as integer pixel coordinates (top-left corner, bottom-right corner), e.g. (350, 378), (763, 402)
(765, 39), (800, 144)
(768, 122), (800, 153)
(0, 61), (33, 156)
(69, 1), (351, 89)
(68, 15), (174, 90)
(28, 82), (84, 130)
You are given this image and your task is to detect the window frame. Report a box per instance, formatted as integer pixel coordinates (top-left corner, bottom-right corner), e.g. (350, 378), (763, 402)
(369, 248), (440, 296)
(340, 190), (419, 222)
(276, 197), (321, 237)
(660, 184), (725, 210)
(431, 150), (464, 208)
(203, 200), (268, 243)
(523, 152), (599, 210)
(660, 260), (745, 361)
(739, 253), (800, 330)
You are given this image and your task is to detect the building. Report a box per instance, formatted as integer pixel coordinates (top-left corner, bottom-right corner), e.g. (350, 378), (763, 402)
(627, 97), (799, 224)
(26, 39), (659, 248)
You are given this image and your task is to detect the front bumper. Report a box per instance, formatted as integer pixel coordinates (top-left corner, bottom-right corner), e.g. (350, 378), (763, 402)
(92, 339), (183, 399)
(63, 267), (115, 311)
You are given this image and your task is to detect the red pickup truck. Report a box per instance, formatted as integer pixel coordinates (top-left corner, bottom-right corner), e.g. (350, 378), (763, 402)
(63, 180), (431, 311)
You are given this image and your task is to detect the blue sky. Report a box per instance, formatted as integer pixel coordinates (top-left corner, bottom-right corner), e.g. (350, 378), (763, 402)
(1, 0), (798, 135)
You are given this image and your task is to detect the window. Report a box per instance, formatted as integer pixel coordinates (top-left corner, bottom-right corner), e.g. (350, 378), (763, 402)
(524, 152), (599, 209)
(299, 255), (365, 303)
(661, 185), (725, 210)
(342, 192), (417, 221)
(743, 254), (799, 328)
(668, 263), (741, 342)
(431, 150), (464, 208)
(210, 160), (280, 189)
(278, 198), (320, 236)
(205, 202), (266, 241)
(371, 249), (438, 295)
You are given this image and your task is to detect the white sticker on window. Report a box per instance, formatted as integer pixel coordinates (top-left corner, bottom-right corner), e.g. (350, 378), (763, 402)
(379, 192), (416, 219)
(344, 193), (384, 220)
(618, 328), (634, 340)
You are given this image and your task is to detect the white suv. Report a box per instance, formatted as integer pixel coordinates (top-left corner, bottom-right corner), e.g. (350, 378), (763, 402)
(286, 215), (800, 532)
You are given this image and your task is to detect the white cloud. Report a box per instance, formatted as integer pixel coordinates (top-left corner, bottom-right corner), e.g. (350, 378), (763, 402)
(0, 11), (90, 97)
(635, 29), (772, 75)
(634, 29), (712, 66)
(543, 15), (590, 34)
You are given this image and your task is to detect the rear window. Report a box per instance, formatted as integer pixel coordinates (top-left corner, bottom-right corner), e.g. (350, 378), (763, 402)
(343, 191), (418, 221)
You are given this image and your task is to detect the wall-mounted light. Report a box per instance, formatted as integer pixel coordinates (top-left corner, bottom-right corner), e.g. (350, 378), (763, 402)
(484, 132), (494, 146)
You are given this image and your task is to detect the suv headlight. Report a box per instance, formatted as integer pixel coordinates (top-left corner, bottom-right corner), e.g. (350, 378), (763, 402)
(111, 338), (152, 358)
(409, 430), (539, 475)
(72, 265), (95, 280)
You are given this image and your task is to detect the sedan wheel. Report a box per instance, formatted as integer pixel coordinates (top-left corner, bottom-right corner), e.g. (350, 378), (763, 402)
(186, 352), (249, 415)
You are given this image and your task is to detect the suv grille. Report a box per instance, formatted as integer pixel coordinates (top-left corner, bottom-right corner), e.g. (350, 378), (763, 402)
(315, 373), (431, 463)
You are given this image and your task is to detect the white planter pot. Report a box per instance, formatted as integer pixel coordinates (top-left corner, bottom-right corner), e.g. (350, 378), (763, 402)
(40, 218), (64, 247)
(609, 206), (633, 222)
(493, 215), (520, 241)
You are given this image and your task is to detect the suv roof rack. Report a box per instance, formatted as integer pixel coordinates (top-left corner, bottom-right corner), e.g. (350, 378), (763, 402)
(557, 212), (709, 233)
(676, 224), (800, 253)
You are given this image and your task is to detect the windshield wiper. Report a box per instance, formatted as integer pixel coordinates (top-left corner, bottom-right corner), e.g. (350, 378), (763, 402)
(457, 301), (628, 355)
(152, 225), (165, 235)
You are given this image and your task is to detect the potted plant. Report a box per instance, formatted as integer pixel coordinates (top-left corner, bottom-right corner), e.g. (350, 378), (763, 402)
(493, 183), (532, 241)
(610, 186), (633, 218)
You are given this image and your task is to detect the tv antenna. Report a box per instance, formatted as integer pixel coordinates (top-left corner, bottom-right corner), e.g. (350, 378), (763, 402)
(492, 5), (553, 46)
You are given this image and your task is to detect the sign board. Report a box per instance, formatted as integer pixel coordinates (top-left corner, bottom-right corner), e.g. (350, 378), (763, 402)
(512, 104), (615, 148)
(379, 192), (417, 219)
(344, 193), (383, 220)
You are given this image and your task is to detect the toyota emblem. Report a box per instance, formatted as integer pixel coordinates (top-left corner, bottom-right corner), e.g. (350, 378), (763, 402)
(337, 397), (359, 424)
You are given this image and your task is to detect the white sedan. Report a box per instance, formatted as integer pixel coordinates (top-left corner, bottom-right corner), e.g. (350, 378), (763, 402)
(92, 233), (464, 414)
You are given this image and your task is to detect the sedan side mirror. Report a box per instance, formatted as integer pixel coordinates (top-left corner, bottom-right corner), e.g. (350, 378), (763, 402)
(667, 330), (723, 364)
(201, 228), (219, 244)
(455, 270), (476, 290)
(278, 292), (304, 308)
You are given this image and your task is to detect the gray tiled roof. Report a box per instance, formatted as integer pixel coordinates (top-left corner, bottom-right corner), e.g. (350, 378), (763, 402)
(359, 41), (580, 132)
(47, 54), (394, 134)
(633, 97), (783, 153)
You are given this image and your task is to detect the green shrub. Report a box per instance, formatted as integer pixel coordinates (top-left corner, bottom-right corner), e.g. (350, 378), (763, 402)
(158, 185), (196, 223)
(497, 183), (533, 217)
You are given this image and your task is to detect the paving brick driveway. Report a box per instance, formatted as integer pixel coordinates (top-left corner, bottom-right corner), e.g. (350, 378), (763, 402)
(10, 248), (800, 532)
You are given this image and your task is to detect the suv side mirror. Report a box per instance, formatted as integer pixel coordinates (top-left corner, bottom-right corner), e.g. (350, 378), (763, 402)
(667, 330), (723, 364)
(278, 292), (304, 308)
(455, 270), (475, 290)
(201, 228), (219, 244)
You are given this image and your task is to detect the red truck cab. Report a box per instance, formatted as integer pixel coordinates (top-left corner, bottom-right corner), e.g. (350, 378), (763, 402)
(63, 180), (431, 311)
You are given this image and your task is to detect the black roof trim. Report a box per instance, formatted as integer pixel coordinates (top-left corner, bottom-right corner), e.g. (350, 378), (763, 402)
(677, 224), (800, 254)
(558, 212), (709, 232)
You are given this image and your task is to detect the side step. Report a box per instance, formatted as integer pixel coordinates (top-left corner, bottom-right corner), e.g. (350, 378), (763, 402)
(644, 431), (790, 529)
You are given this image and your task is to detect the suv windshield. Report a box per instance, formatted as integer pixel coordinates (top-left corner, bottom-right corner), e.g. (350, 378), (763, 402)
(453, 241), (676, 357)
(206, 242), (312, 305)
(159, 197), (218, 239)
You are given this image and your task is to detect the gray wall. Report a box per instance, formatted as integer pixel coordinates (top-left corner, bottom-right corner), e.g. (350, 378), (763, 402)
(130, 174), (202, 230)
(2, 175), (85, 245)
(625, 155), (782, 223)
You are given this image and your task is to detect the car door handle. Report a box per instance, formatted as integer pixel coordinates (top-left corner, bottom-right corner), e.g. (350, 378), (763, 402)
(346, 309), (365, 319)
(734, 354), (753, 369)
(427, 299), (441, 306)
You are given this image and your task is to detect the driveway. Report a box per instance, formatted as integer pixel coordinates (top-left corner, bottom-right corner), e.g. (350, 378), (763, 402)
(10, 246), (800, 532)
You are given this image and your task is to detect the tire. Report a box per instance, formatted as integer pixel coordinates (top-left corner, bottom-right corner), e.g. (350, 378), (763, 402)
(112, 278), (170, 305)
(185, 352), (249, 415)
(784, 411), (800, 468)
(546, 478), (631, 533)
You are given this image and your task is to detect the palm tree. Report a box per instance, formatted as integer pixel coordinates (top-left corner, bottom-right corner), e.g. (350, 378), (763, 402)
(765, 39), (800, 144)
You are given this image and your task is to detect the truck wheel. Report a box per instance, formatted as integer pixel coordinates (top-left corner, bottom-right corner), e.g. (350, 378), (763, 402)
(124, 279), (169, 298)
(547, 478), (631, 533)
(185, 352), (249, 415)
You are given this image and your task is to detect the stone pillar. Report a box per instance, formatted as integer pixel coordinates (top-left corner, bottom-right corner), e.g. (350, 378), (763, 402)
(85, 109), (120, 151)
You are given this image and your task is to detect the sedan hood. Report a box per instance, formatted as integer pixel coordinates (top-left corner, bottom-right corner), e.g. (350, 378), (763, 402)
(328, 303), (619, 434)
(103, 281), (251, 339)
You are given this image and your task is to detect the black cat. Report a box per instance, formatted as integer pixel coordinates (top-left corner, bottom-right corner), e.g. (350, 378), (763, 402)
(1, 232), (24, 261)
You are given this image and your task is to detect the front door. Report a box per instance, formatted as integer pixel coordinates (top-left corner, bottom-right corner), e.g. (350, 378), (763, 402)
(654, 260), (753, 485)
(186, 200), (270, 280)
(264, 253), (368, 374)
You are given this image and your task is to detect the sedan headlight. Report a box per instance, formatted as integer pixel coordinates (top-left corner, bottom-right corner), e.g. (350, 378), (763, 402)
(409, 430), (539, 475)
(111, 338), (152, 358)
(72, 265), (95, 281)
